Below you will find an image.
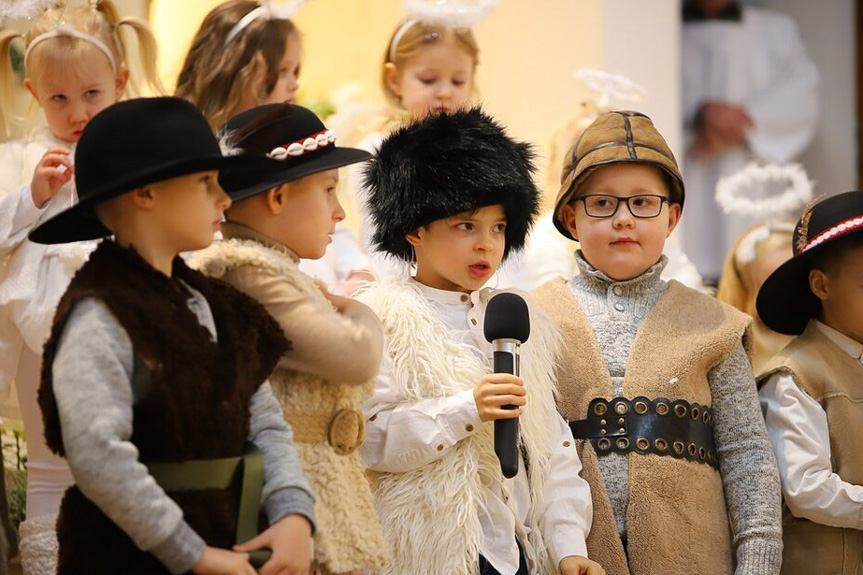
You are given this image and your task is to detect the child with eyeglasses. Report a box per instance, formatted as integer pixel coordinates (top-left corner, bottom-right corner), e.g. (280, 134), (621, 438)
(532, 111), (782, 575)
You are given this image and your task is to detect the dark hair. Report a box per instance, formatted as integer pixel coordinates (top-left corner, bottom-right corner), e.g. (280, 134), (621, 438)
(809, 233), (863, 276)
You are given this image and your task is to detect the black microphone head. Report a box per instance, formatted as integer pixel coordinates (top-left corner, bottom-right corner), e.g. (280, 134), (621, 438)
(484, 292), (530, 343)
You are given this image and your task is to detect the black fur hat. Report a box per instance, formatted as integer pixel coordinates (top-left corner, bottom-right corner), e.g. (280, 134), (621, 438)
(363, 107), (540, 261)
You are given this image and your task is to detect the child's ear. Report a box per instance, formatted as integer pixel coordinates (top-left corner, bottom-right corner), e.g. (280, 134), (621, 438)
(405, 227), (424, 247)
(383, 62), (403, 99)
(666, 202), (682, 236)
(130, 185), (155, 209)
(22, 78), (39, 103)
(561, 204), (579, 241)
(115, 67), (130, 98)
(809, 268), (830, 301)
(265, 184), (288, 215)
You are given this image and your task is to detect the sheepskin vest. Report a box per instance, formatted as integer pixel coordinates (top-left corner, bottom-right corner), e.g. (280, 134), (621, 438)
(357, 280), (562, 575)
(533, 278), (750, 575)
(39, 240), (288, 575)
(191, 238), (389, 574)
(759, 321), (863, 575)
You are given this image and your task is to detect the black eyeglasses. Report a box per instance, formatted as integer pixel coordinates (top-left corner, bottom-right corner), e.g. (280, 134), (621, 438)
(574, 194), (669, 219)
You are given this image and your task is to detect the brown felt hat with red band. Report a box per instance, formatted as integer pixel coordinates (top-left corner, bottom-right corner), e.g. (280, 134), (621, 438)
(552, 110), (685, 240)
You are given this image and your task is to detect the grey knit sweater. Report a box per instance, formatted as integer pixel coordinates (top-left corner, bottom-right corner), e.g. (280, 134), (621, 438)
(569, 253), (782, 575)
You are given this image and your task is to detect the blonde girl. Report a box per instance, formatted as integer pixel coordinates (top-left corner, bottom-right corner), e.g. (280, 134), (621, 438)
(0, 2), (162, 571)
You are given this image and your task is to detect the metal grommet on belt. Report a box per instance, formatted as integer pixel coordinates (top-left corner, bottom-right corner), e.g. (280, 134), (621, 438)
(636, 437), (650, 451)
(654, 399), (671, 416)
(687, 443), (697, 457)
(673, 440), (685, 455)
(597, 437), (612, 451)
(674, 403), (688, 418)
(614, 400), (629, 415)
(691, 404), (700, 420)
(699, 447), (707, 460)
(655, 438), (668, 452)
(593, 400), (608, 416)
(634, 401), (648, 415)
(616, 437), (630, 450)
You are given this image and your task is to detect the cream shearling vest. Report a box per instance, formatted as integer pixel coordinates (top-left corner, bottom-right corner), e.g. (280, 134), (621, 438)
(759, 321), (863, 575)
(357, 280), (563, 575)
(533, 278), (751, 575)
(191, 239), (390, 574)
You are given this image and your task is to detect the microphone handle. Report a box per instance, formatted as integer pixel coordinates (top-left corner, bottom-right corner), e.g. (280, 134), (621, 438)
(493, 348), (519, 479)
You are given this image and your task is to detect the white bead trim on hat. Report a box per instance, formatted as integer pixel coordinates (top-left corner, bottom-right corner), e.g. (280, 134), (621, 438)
(267, 129), (335, 161)
(802, 216), (863, 252)
(24, 25), (116, 72)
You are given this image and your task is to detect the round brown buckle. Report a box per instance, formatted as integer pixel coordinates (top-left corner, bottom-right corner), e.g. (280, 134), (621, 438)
(597, 437), (612, 451)
(616, 437), (630, 450)
(655, 438), (668, 452)
(328, 409), (366, 455)
(672, 441), (685, 455)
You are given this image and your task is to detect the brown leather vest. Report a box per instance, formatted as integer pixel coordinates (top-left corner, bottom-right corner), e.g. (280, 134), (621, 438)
(533, 278), (750, 575)
(39, 241), (287, 575)
(759, 321), (863, 575)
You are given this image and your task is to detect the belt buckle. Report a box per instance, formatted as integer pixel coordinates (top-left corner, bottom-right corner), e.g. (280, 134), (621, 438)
(328, 409), (366, 455)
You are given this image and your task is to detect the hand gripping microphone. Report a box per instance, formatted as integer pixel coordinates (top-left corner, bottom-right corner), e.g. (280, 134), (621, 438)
(483, 292), (530, 479)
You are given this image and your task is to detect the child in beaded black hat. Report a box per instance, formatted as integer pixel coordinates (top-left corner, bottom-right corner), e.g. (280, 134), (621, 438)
(356, 107), (602, 575)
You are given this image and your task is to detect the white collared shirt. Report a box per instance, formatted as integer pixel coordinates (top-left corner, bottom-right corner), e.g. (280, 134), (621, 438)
(360, 280), (591, 574)
(759, 321), (863, 528)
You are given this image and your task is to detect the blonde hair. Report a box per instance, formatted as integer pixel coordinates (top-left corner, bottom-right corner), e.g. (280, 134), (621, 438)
(175, 0), (300, 130)
(382, 20), (479, 110)
(0, 0), (164, 132)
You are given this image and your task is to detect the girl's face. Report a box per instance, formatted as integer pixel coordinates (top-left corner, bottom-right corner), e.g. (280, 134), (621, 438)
(410, 204), (507, 293)
(561, 163), (681, 281)
(262, 33), (301, 106)
(386, 34), (474, 119)
(24, 45), (127, 144)
(275, 169), (345, 259)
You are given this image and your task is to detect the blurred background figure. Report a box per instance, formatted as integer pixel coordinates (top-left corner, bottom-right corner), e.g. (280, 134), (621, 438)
(681, 0), (819, 283)
(715, 162), (813, 372)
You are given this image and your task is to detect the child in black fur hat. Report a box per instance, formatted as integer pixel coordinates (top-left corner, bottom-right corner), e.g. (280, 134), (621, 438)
(356, 107), (603, 575)
(28, 97), (315, 575)
(757, 191), (863, 575)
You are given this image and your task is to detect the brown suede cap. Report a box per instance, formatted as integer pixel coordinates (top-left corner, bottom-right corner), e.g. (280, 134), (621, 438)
(552, 110), (685, 240)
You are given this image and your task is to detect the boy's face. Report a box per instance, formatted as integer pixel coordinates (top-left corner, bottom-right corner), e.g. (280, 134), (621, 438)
(409, 204), (506, 293)
(811, 243), (863, 344)
(148, 170), (231, 253)
(561, 163), (681, 281)
(277, 169), (345, 259)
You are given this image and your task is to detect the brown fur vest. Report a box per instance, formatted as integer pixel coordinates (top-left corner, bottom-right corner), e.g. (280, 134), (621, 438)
(38, 240), (288, 575)
(759, 321), (863, 575)
(533, 278), (751, 575)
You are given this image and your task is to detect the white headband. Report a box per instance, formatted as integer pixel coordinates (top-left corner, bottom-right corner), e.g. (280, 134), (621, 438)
(224, 0), (306, 46)
(24, 24), (116, 71)
(388, 19), (418, 62)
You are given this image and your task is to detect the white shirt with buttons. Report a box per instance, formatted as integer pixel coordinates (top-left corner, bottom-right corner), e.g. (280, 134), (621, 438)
(360, 280), (592, 574)
(759, 321), (863, 528)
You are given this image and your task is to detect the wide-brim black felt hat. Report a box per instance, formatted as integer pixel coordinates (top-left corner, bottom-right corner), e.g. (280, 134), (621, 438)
(757, 191), (863, 335)
(363, 106), (540, 262)
(29, 97), (273, 245)
(217, 104), (371, 202)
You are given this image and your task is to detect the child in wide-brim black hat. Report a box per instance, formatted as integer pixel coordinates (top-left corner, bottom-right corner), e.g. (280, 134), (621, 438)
(29, 97), (316, 575)
(354, 106), (601, 575)
(192, 103), (391, 574)
(757, 191), (863, 575)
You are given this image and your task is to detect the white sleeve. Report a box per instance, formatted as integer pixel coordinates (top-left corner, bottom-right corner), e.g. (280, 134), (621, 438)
(0, 184), (49, 257)
(540, 416), (591, 566)
(331, 221), (370, 282)
(745, 14), (820, 162)
(360, 349), (484, 473)
(760, 373), (863, 528)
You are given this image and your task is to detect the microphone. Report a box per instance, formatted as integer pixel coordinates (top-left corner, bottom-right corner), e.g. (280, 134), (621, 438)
(483, 292), (530, 479)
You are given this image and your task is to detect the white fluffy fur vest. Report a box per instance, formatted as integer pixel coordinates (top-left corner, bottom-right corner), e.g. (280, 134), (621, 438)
(357, 280), (563, 575)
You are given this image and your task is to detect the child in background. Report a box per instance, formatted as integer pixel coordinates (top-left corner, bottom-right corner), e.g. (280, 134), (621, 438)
(30, 96), (315, 575)
(357, 108), (602, 575)
(533, 111), (782, 575)
(193, 103), (388, 575)
(757, 191), (863, 575)
(0, 2), (163, 570)
(176, 0), (371, 295)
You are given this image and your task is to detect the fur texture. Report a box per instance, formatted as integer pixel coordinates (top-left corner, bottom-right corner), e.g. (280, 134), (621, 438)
(362, 107), (540, 261)
(192, 238), (390, 573)
(356, 279), (562, 575)
(39, 240), (288, 574)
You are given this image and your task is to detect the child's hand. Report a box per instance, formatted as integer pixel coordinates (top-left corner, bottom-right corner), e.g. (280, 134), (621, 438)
(560, 555), (605, 575)
(191, 546), (256, 575)
(318, 284), (352, 313)
(473, 374), (526, 422)
(233, 513), (312, 575)
(334, 270), (375, 297)
(31, 148), (73, 208)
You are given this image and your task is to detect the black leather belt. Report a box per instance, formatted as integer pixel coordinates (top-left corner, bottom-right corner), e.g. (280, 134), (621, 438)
(569, 396), (719, 469)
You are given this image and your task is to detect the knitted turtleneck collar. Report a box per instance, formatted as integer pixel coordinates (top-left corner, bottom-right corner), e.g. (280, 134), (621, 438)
(574, 251), (668, 289)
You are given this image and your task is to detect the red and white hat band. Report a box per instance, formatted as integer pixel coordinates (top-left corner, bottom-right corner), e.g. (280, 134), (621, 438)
(802, 215), (863, 252)
(267, 129), (336, 160)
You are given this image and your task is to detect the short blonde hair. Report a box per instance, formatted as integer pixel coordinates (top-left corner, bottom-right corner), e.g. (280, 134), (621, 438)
(382, 20), (479, 109)
(0, 0), (165, 132)
(175, 0), (300, 130)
